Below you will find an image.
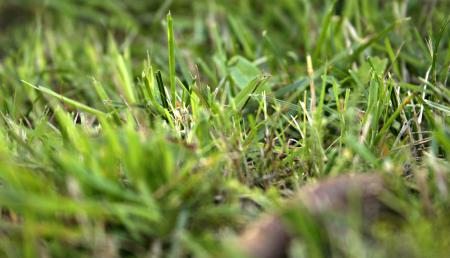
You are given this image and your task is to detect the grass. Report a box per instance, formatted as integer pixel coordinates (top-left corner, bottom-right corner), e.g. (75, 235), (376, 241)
(0, 0), (449, 257)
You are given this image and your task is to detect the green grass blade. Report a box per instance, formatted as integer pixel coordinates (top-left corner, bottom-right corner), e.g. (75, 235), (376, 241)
(167, 11), (176, 102)
(22, 81), (107, 117)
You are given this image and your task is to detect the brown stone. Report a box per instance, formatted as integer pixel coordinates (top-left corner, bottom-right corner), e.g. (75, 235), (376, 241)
(239, 173), (390, 258)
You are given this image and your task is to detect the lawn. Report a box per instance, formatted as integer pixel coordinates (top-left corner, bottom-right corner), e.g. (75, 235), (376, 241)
(0, 0), (449, 257)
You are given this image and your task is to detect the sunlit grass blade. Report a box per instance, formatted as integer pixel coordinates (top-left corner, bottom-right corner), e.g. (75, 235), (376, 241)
(22, 80), (107, 117)
(167, 11), (176, 102)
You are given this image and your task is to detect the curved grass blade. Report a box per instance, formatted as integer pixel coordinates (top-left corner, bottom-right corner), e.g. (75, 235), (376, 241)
(22, 80), (107, 117)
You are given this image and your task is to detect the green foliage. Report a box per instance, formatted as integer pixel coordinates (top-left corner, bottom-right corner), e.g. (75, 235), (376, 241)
(0, 0), (449, 257)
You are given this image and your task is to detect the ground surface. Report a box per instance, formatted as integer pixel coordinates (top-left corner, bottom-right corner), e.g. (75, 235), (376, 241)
(0, 0), (449, 257)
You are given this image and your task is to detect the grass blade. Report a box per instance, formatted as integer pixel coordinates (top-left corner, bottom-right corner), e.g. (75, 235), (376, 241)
(167, 11), (176, 102)
(22, 81), (106, 117)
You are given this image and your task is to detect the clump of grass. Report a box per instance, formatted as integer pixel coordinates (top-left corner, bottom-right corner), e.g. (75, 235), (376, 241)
(0, 1), (449, 257)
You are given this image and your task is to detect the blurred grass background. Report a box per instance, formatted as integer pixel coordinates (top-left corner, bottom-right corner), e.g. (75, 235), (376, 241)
(0, 0), (449, 257)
